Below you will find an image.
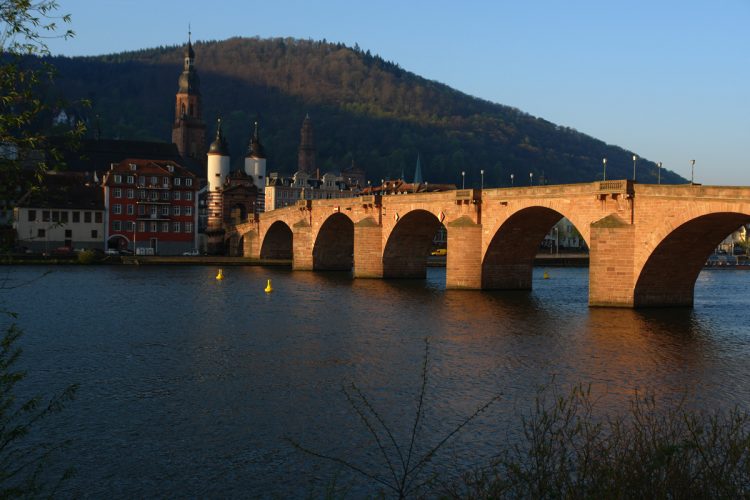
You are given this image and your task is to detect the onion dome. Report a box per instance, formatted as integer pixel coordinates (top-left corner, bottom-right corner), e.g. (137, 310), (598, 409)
(208, 118), (229, 155)
(247, 121), (266, 159)
(178, 32), (200, 93)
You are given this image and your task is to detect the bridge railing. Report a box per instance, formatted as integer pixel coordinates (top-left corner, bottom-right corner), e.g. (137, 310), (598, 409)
(598, 179), (634, 196)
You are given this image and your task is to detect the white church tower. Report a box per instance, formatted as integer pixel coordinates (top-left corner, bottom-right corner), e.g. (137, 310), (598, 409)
(244, 121), (267, 213)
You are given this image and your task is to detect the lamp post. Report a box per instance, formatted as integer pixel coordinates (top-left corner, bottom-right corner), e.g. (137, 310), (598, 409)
(632, 154), (637, 181)
(510, 173), (514, 186)
(461, 171), (465, 189)
(602, 158), (607, 181)
(690, 159), (696, 184)
(480, 169), (484, 190)
(657, 162), (662, 184)
(132, 219), (137, 255)
(529, 172), (533, 186)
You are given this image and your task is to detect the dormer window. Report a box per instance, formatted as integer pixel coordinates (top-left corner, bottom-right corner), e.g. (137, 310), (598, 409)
(167, 165), (174, 173)
(129, 163), (136, 171)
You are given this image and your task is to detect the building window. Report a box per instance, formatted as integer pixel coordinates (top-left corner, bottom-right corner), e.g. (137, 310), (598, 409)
(161, 191), (170, 200)
(114, 174), (122, 183)
(91, 230), (98, 238)
(37, 228), (45, 238)
(185, 206), (192, 216)
(161, 222), (169, 233)
(27, 210), (36, 222)
(113, 221), (121, 231)
(129, 163), (136, 171)
(52, 211), (59, 222)
(138, 205), (145, 215)
(162, 177), (169, 187)
(72, 211), (80, 223)
(161, 206), (169, 216)
(172, 222), (180, 233)
(174, 191), (181, 200)
(127, 175), (134, 184)
(138, 176), (145, 187)
(113, 204), (122, 215)
(150, 191), (158, 201)
(127, 189), (134, 199)
(64, 229), (72, 238)
(61, 211), (69, 223)
(150, 176), (157, 185)
(129, 221), (136, 231)
(150, 222), (157, 232)
(139, 190), (146, 200)
(127, 204), (134, 215)
(95, 213), (102, 223)
(84, 212), (91, 223)
(174, 177), (181, 186)
(138, 222), (145, 232)
(150, 206), (157, 216)
(185, 191), (193, 201)
(114, 188), (122, 198)
(173, 206), (181, 216)
(185, 222), (193, 233)
(185, 178), (193, 187)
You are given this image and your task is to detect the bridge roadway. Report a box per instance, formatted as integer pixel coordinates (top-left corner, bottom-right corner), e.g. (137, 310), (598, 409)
(227, 180), (750, 308)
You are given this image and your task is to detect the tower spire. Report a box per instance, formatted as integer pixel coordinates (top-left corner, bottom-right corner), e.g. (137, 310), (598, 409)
(172, 30), (205, 162)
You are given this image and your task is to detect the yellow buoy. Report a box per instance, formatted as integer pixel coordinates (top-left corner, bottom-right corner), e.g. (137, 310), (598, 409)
(265, 279), (273, 293)
(543, 270), (550, 280)
(216, 269), (224, 280)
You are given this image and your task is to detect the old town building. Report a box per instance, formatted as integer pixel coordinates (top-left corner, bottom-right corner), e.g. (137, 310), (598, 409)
(102, 159), (198, 255)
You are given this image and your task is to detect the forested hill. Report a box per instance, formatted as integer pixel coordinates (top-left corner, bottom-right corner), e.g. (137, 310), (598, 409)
(47, 37), (683, 186)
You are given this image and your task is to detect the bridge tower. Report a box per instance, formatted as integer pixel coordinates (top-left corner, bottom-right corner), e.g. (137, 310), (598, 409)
(206, 118), (230, 254)
(244, 121), (267, 213)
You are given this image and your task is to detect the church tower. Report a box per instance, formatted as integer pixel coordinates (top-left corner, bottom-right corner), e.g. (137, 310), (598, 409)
(297, 114), (316, 175)
(172, 32), (206, 163)
(245, 121), (267, 213)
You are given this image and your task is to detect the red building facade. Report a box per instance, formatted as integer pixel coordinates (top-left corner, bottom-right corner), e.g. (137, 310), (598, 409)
(103, 159), (198, 255)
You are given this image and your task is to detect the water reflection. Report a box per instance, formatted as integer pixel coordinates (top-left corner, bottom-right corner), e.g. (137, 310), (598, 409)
(1, 265), (749, 496)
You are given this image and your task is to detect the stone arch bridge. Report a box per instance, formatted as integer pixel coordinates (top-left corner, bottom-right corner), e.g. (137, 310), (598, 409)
(227, 180), (750, 308)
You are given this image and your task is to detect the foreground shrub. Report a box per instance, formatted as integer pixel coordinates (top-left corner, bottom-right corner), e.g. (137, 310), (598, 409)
(448, 384), (750, 499)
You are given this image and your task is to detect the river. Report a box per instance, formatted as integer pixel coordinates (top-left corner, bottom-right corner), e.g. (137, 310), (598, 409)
(2, 265), (749, 497)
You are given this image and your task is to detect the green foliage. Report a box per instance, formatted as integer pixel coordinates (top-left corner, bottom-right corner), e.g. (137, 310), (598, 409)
(47, 37), (684, 186)
(0, 0), (86, 201)
(0, 322), (78, 497)
(75, 249), (97, 264)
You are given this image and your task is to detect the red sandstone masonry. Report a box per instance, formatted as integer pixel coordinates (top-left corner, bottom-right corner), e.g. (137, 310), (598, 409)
(232, 182), (750, 308)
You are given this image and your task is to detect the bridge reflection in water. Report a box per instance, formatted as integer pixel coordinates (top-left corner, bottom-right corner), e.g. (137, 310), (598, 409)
(5, 265), (750, 496)
(228, 181), (750, 308)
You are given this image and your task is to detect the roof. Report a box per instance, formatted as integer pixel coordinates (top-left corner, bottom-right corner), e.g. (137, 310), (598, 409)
(16, 172), (104, 210)
(101, 158), (196, 186)
(45, 138), (204, 177)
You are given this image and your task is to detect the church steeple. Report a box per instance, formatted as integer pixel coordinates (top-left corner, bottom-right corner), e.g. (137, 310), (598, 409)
(172, 29), (206, 163)
(297, 114), (316, 174)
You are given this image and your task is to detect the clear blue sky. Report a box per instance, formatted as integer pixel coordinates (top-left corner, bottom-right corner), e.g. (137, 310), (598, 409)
(47, 0), (749, 185)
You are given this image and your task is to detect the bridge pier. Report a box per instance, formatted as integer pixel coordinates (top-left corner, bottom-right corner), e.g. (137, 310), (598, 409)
(353, 218), (383, 278)
(446, 217), (483, 289)
(292, 220), (313, 271)
(588, 215), (636, 307)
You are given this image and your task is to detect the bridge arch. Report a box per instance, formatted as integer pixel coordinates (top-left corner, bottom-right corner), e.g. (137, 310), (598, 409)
(383, 209), (442, 278)
(634, 212), (750, 307)
(313, 213), (354, 271)
(260, 220), (293, 260)
(482, 206), (586, 289)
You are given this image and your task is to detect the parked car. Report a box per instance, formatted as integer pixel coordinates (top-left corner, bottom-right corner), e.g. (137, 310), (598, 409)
(105, 249), (119, 255)
(182, 249), (200, 256)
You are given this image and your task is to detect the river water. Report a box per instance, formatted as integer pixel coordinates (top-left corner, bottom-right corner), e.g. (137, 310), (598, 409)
(2, 265), (750, 497)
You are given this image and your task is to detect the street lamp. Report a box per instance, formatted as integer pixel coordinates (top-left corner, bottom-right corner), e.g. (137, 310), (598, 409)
(632, 154), (637, 181)
(510, 173), (514, 186)
(461, 171), (465, 189)
(480, 169), (484, 190)
(602, 158), (607, 181)
(529, 172), (533, 185)
(690, 159), (696, 184)
(657, 161), (662, 184)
